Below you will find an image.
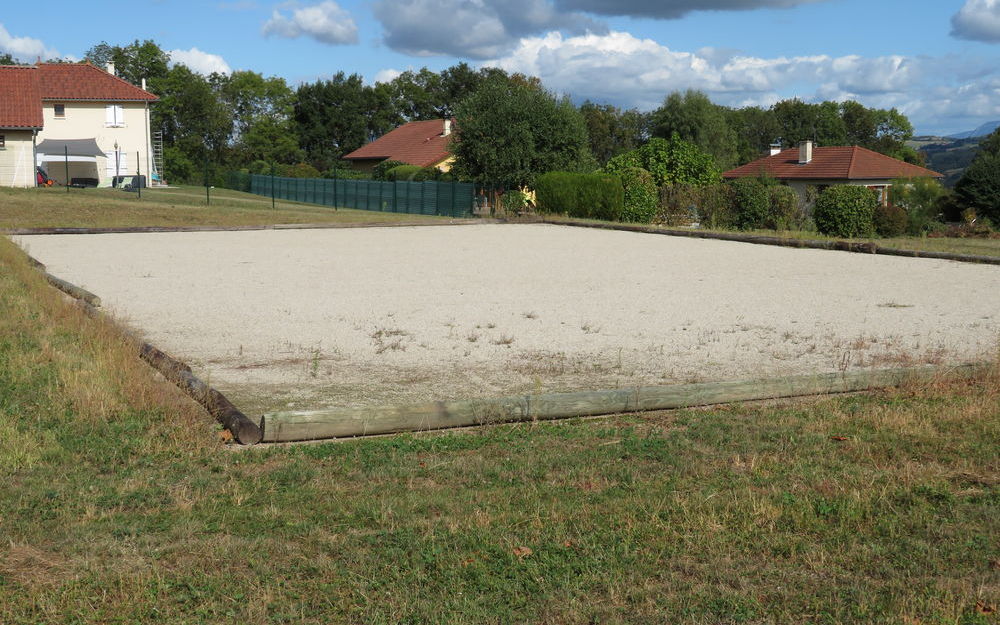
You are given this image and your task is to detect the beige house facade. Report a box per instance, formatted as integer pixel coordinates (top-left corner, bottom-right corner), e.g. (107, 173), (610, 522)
(0, 62), (157, 188)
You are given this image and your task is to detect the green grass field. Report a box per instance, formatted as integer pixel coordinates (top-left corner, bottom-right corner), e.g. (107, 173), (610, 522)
(0, 185), (456, 230)
(1, 230), (997, 623)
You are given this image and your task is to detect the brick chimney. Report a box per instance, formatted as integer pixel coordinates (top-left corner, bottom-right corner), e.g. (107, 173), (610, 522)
(798, 140), (813, 164)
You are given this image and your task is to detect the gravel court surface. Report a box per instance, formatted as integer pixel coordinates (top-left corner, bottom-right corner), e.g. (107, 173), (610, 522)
(16, 224), (1000, 415)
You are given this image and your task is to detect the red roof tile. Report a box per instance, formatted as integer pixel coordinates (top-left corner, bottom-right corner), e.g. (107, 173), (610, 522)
(36, 63), (157, 102)
(723, 145), (942, 180)
(0, 66), (43, 128)
(344, 119), (453, 167)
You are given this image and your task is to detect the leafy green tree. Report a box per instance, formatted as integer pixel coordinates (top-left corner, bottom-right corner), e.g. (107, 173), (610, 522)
(84, 40), (170, 86)
(579, 101), (647, 165)
(390, 68), (444, 121)
(606, 135), (720, 187)
(814, 186), (878, 238)
(153, 64), (232, 177)
(453, 77), (594, 188)
(891, 177), (945, 234)
(728, 105), (782, 164)
(651, 90), (737, 169)
(293, 73), (371, 170)
(954, 128), (1000, 223)
(0, 53), (21, 65)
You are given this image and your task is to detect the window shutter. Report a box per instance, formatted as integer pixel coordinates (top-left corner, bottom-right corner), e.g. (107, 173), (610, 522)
(106, 105), (115, 126)
(118, 150), (128, 173)
(115, 105), (125, 126)
(106, 151), (116, 176)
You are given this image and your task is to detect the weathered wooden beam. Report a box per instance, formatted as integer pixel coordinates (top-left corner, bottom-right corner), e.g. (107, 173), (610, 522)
(539, 219), (1000, 266)
(43, 272), (101, 307)
(260, 364), (983, 443)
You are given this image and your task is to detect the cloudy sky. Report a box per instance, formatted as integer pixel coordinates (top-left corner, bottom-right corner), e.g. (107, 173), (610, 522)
(2, 0), (999, 135)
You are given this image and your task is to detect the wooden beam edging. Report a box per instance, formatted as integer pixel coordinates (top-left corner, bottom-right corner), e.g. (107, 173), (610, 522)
(260, 363), (983, 443)
(21, 250), (262, 445)
(3, 218), (495, 236)
(537, 219), (1000, 266)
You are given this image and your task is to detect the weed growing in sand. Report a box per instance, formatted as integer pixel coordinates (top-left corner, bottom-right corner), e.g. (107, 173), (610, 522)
(581, 322), (601, 334)
(371, 327), (412, 354)
(523, 311), (538, 320)
(492, 334), (515, 346)
(466, 332), (480, 343)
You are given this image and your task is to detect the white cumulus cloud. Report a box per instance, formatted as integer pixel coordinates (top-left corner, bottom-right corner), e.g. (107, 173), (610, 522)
(374, 68), (403, 84)
(262, 1), (358, 45)
(951, 0), (1000, 42)
(0, 23), (60, 61)
(483, 30), (998, 133)
(168, 47), (232, 75)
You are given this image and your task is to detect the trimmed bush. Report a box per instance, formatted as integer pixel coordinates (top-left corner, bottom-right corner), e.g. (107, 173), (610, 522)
(873, 204), (908, 237)
(729, 177), (770, 230)
(695, 183), (736, 229)
(277, 162), (322, 179)
(372, 160), (409, 180)
(768, 185), (801, 230)
(814, 185), (878, 238)
(618, 167), (658, 223)
(535, 172), (624, 221)
(385, 165), (424, 181)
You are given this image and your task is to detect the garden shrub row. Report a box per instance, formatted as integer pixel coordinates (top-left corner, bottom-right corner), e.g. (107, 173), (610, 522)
(535, 172), (625, 221)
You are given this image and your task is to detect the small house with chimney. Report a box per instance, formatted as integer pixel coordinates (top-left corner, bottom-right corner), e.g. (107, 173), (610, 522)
(723, 141), (943, 206)
(0, 62), (157, 188)
(343, 118), (455, 173)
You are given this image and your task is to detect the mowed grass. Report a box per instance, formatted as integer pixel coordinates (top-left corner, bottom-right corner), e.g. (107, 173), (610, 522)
(0, 185), (455, 229)
(1, 234), (998, 624)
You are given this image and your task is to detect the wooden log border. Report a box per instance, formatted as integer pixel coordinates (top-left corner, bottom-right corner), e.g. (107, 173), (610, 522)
(4, 218), (492, 236)
(261, 363), (984, 443)
(538, 219), (1000, 266)
(20, 249), (262, 445)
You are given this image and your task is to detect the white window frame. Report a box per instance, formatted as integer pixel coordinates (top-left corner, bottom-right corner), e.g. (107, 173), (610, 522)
(53, 103), (65, 119)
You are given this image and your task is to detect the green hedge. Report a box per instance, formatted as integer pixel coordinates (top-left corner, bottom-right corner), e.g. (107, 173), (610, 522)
(767, 185), (800, 230)
(535, 172), (624, 221)
(618, 167), (658, 223)
(874, 203), (908, 237)
(384, 165), (441, 181)
(814, 185), (878, 238)
(729, 178), (770, 230)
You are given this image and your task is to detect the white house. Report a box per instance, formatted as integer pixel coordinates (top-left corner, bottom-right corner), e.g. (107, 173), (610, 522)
(0, 62), (157, 188)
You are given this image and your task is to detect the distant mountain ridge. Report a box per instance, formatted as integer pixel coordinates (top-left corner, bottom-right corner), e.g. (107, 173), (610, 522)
(947, 120), (1000, 140)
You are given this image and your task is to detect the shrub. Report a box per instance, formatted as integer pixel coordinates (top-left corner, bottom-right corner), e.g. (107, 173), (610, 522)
(501, 190), (531, 215)
(729, 177), (770, 230)
(278, 162), (322, 179)
(873, 204), (908, 237)
(694, 183), (736, 229)
(248, 160), (270, 175)
(385, 165), (424, 181)
(891, 177), (945, 234)
(813, 185), (878, 238)
(535, 172), (624, 221)
(617, 167), (658, 223)
(605, 135), (720, 187)
(372, 160), (409, 180)
(658, 184), (700, 226)
(767, 185), (801, 230)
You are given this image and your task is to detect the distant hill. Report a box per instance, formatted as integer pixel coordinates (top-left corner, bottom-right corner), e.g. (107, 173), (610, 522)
(905, 135), (984, 187)
(947, 120), (1000, 140)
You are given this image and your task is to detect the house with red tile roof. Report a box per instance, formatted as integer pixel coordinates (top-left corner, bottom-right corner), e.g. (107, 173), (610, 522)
(0, 62), (157, 188)
(723, 141), (943, 206)
(343, 118), (455, 173)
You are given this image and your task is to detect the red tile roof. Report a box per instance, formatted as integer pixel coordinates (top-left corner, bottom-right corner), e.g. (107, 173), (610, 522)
(344, 119), (453, 167)
(723, 145), (942, 180)
(0, 66), (43, 128)
(36, 62), (157, 102)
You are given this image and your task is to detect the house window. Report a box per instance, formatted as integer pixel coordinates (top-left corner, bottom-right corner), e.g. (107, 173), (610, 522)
(105, 104), (125, 128)
(0, 135), (5, 149)
(54, 104), (65, 118)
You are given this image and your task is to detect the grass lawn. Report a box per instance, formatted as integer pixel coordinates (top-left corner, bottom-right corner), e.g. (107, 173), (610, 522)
(1, 234), (998, 623)
(532, 215), (1000, 259)
(0, 185), (457, 230)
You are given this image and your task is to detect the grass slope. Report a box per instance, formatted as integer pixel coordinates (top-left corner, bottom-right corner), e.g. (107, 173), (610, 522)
(0, 186), (453, 230)
(1, 235), (998, 623)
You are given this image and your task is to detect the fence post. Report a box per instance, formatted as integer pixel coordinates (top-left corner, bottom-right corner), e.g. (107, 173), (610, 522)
(64, 146), (69, 193)
(136, 150), (141, 200)
(204, 154), (210, 206)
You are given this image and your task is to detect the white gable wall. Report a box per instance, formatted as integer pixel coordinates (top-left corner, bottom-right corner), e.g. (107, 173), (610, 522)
(0, 130), (36, 187)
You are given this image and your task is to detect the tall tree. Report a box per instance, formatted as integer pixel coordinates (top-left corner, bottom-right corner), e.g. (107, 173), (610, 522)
(293, 73), (370, 170)
(650, 90), (737, 169)
(579, 101), (647, 165)
(954, 128), (1000, 223)
(84, 40), (170, 86)
(453, 76), (594, 188)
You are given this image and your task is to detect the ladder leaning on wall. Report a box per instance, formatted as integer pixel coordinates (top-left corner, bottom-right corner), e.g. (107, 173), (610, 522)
(150, 131), (166, 186)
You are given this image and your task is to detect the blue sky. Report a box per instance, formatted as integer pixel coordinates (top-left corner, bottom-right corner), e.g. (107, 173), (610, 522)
(2, 0), (999, 135)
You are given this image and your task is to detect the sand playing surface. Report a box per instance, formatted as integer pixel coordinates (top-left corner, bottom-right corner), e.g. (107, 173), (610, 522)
(16, 224), (1000, 415)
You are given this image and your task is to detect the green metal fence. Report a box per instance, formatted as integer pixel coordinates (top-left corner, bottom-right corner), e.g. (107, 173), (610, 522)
(226, 171), (476, 217)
